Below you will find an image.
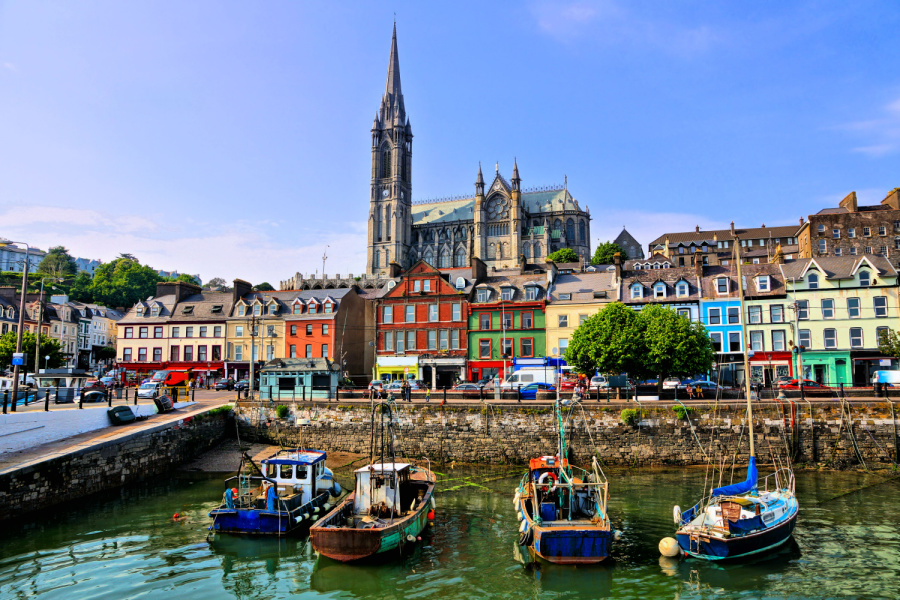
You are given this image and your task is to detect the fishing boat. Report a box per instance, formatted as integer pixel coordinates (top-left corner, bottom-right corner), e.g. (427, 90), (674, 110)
(208, 448), (342, 536)
(310, 400), (436, 562)
(664, 236), (799, 561)
(514, 397), (612, 564)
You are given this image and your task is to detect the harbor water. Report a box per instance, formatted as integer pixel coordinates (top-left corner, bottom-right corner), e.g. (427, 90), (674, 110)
(0, 465), (898, 599)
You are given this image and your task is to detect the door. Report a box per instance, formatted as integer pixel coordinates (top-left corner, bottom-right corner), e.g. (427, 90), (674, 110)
(813, 364), (827, 384)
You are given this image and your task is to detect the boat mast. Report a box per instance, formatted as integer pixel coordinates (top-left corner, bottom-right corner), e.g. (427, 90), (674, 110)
(734, 236), (755, 458)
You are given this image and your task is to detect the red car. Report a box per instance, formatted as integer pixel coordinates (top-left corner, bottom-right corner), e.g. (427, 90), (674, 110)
(778, 379), (832, 390)
(83, 379), (107, 391)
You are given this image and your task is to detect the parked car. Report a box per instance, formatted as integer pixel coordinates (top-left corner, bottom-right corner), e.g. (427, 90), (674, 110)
(778, 379), (832, 390)
(137, 382), (161, 399)
(678, 381), (725, 394)
(662, 377), (682, 390)
(453, 383), (482, 392)
(520, 382), (556, 400)
(368, 380), (385, 391)
(476, 376), (497, 390)
(774, 376), (793, 388)
(83, 380), (106, 391)
(589, 375), (609, 390)
(234, 379), (250, 391)
(214, 380), (230, 391)
(559, 378), (578, 391)
(81, 390), (107, 403)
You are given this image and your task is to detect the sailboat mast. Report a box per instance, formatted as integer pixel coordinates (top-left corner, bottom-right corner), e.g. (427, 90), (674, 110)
(734, 236), (755, 458)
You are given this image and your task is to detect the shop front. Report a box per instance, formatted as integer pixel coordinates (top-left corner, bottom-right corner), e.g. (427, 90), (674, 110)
(468, 360), (508, 384)
(375, 356), (419, 383)
(798, 351), (850, 387)
(117, 361), (163, 384)
(850, 351), (898, 387)
(711, 353), (745, 387)
(748, 351), (793, 387)
(419, 356), (467, 389)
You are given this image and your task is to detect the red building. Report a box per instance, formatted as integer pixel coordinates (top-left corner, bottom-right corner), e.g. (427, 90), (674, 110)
(374, 261), (481, 388)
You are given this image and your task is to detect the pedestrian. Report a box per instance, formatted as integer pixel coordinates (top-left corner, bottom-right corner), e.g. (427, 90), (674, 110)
(425, 386), (431, 403)
(696, 384), (705, 399)
(686, 384), (694, 399)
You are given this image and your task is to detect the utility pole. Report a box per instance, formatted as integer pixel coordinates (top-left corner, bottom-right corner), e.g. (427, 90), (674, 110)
(322, 245), (329, 281)
(9, 243), (31, 413)
(248, 314), (258, 400)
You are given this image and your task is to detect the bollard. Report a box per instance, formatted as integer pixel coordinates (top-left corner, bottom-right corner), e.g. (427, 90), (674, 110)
(107, 389), (112, 407)
(2, 390), (7, 414)
(517, 386), (521, 403)
(44, 390), (50, 412)
(840, 382), (845, 399)
(192, 387), (196, 402)
(336, 386), (340, 402)
(134, 387), (138, 406)
(78, 391), (83, 410)
(443, 387), (447, 404)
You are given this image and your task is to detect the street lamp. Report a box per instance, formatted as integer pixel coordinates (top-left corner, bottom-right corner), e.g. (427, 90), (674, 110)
(34, 277), (65, 386)
(7, 241), (31, 413)
(44, 355), (50, 371)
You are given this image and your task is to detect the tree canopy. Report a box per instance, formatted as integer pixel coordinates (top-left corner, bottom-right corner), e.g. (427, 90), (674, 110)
(565, 302), (715, 385)
(591, 241), (628, 265)
(878, 328), (900, 360)
(165, 273), (200, 286)
(547, 248), (580, 263)
(0, 332), (64, 371)
(89, 257), (162, 308)
(254, 282), (275, 291)
(37, 246), (78, 279)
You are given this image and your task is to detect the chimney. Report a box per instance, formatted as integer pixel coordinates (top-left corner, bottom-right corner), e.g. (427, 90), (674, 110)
(761, 223), (766, 228)
(155, 281), (201, 303)
(730, 221), (735, 235)
(695, 225), (700, 233)
(388, 261), (402, 278)
(232, 279), (253, 305)
(694, 255), (703, 279)
(839, 191), (858, 212)
(882, 187), (900, 210)
(613, 252), (623, 283)
(0, 286), (16, 301)
(470, 255), (487, 282)
(800, 216), (804, 226)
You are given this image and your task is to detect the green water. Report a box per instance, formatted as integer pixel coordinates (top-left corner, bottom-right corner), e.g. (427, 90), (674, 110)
(1, 466), (898, 599)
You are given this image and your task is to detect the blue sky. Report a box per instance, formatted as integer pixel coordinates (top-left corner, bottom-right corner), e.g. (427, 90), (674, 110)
(1, 1), (898, 284)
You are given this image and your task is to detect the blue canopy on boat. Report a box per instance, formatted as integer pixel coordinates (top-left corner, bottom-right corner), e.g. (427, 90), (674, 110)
(728, 514), (766, 534)
(712, 456), (758, 497)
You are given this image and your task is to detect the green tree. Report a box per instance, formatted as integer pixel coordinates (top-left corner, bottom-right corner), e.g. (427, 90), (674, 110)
(547, 248), (579, 263)
(164, 273), (200, 285)
(640, 304), (715, 388)
(0, 332), (64, 370)
(90, 257), (161, 308)
(69, 271), (94, 303)
(878, 328), (900, 359)
(254, 282), (275, 291)
(565, 302), (645, 376)
(37, 246), (78, 279)
(591, 241), (628, 265)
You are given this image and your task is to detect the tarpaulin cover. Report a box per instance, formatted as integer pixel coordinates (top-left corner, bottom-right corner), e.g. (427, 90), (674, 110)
(712, 456), (758, 497)
(728, 514), (766, 534)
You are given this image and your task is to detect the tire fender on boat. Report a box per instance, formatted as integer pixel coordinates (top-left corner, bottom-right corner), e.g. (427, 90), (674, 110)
(673, 505), (682, 524)
(518, 527), (534, 547)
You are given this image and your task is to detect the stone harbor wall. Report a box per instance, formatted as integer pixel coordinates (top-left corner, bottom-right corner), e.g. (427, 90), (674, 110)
(235, 401), (900, 470)
(0, 411), (231, 522)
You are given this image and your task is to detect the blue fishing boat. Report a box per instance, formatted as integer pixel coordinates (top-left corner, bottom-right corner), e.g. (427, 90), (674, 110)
(514, 398), (612, 564)
(665, 236), (799, 561)
(209, 448), (342, 536)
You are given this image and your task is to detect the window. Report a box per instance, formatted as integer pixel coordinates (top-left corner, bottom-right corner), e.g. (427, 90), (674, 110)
(306, 324), (313, 335)
(429, 304), (438, 322)
(404, 305), (415, 323)
(324, 302), (333, 314)
(708, 307), (721, 325)
(864, 227), (871, 237)
(797, 300), (809, 320)
(559, 293), (571, 300)
(124, 327), (133, 339)
(235, 325), (243, 337)
(139, 326), (148, 339)
(480, 313), (491, 330)
(717, 278), (729, 294)
(500, 338), (512, 357)
(522, 312), (533, 329)
(452, 303), (462, 321)
(880, 246), (888, 257)
(559, 314), (568, 327)
(818, 240), (827, 254)
(750, 331), (763, 351)
(772, 330), (786, 351)
(654, 282), (666, 298)
(748, 306), (762, 324)
(835, 248), (842, 257)
(186, 326), (194, 338)
(290, 325), (297, 336)
(170, 346), (179, 361)
(502, 313), (512, 329)
(214, 326), (222, 338)
(290, 345), (296, 358)
(824, 329), (837, 349)
(807, 273), (819, 289)
(413, 280), (421, 293)
(677, 308), (690, 319)
(799, 329), (811, 349)
(859, 271), (871, 287)
(850, 328), (863, 348)
(407, 331), (416, 350)
(822, 298), (834, 319)
(305, 344), (312, 358)
(676, 281), (689, 297)
(630, 284), (643, 299)
(253, 304), (261, 316)
(451, 329), (460, 350)
(479, 339), (491, 359)
(456, 277), (465, 290)
(385, 331), (393, 352)
(238, 305), (246, 317)
(558, 338), (569, 352)
(833, 228), (840, 239)
(875, 296), (888, 318)
(183, 346), (193, 361)
(138, 348), (147, 361)
(152, 326), (162, 338)
(383, 306), (393, 323)
(877, 326), (890, 345)
(423, 280), (431, 292)
(476, 289), (490, 302)
(727, 307), (740, 324)
(879, 225), (887, 236)
(428, 330), (437, 350)
(525, 286), (539, 301)
(199, 326), (207, 338)
(322, 344), (329, 357)
(757, 276), (770, 292)
(710, 332), (722, 352)
(266, 325), (275, 337)
(865, 246), (872, 254)
(848, 297), (860, 318)
(519, 338), (534, 356)
(770, 305), (784, 323)
(267, 303), (277, 316)
(850, 247), (858, 255)
(198, 346), (208, 361)
(322, 324), (329, 335)
(123, 348), (132, 361)
(728, 332), (742, 353)
(849, 228), (856, 238)
(293, 304), (302, 315)
(817, 224), (826, 233)
(501, 287), (514, 301)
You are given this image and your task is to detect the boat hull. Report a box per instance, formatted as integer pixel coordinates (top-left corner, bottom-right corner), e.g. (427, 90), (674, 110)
(517, 497), (610, 564)
(210, 491), (331, 536)
(677, 511), (797, 561)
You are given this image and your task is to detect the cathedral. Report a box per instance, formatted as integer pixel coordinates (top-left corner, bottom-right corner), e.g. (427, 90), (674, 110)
(367, 25), (592, 276)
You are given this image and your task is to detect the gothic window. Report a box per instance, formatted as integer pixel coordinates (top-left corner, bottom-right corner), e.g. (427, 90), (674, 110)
(381, 145), (392, 178)
(579, 220), (586, 243)
(534, 242), (542, 257)
(523, 244), (531, 259)
(486, 195), (510, 221)
(377, 206), (383, 241)
(385, 205), (391, 240)
(566, 219), (576, 242)
(487, 243), (497, 259)
(374, 250), (380, 268)
(423, 248), (434, 265)
(458, 227), (466, 240)
(454, 247), (466, 267)
(487, 223), (509, 237)
(439, 249), (451, 268)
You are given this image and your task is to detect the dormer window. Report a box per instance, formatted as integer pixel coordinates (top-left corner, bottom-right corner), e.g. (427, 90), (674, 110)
(859, 270), (871, 287)
(182, 306), (194, 315)
(253, 304), (261, 316)
(238, 305), (246, 317)
(267, 303), (278, 315)
(292, 303), (302, 315)
(151, 305), (159, 317)
(630, 283), (643, 299)
(455, 277), (465, 290)
(676, 281), (689, 297)
(716, 278), (729, 295)
(807, 273), (819, 289)
(324, 301), (333, 313)
(757, 275), (771, 292)
(525, 286), (539, 301)
(634, 264), (642, 270)
(501, 287), (514, 301)
(476, 288), (490, 303)
(136, 305), (144, 315)
(308, 300), (319, 313)
(654, 282), (666, 298)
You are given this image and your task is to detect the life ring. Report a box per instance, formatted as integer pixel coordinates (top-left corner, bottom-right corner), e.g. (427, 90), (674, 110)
(537, 472), (558, 492)
(673, 505), (682, 525)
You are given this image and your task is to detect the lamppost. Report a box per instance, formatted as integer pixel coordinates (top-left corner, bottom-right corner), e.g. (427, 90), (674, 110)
(44, 355), (50, 371)
(34, 277), (64, 386)
(8, 241), (31, 413)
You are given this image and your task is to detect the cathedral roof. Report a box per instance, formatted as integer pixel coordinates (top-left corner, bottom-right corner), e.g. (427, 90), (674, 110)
(411, 188), (585, 227)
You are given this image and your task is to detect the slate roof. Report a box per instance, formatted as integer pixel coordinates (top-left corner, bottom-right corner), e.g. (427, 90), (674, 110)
(412, 188), (584, 226)
(549, 272), (616, 304)
(780, 256), (897, 281)
(699, 264), (787, 298)
(622, 266), (701, 305)
(648, 225), (800, 248)
(470, 273), (548, 304)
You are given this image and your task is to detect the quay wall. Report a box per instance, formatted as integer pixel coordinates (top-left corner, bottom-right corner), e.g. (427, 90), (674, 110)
(0, 411), (231, 522)
(235, 401), (900, 470)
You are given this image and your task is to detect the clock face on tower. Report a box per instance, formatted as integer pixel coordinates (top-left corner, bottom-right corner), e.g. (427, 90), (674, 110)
(382, 189), (390, 198)
(486, 195), (510, 221)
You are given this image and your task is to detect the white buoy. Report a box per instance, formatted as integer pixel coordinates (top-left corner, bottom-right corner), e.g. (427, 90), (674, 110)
(613, 529), (623, 540)
(431, 497), (436, 510)
(659, 537), (680, 557)
(406, 534), (416, 542)
(519, 520), (527, 533)
(673, 505), (682, 524)
(517, 511), (523, 522)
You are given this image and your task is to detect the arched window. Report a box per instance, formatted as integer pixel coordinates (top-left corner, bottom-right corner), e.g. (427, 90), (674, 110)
(373, 250), (380, 268)
(454, 247), (466, 267)
(566, 219), (575, 242)
(859, 270), (871, 287)
(807, 272), (819, 289)
(423, 248), (433, 265)
(523, 243), (531, 259)
(381, 146), (392, 178)
(533, 242), (542, 257)
(439, 249), (451, 268)
(455, 277), (465, 290)
(579, 220), (586, 243)
(385, 205), (391, 240)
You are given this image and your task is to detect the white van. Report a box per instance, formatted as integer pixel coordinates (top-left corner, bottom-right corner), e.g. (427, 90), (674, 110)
(872, 370), (900, 385)
(500, 368), (557, 390)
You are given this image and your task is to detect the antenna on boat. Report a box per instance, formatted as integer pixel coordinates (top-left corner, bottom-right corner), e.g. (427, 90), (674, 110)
(734, 236), (755, 459)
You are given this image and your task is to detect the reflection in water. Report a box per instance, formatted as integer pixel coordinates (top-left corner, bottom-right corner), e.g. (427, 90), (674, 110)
(0, 467), (898, 599)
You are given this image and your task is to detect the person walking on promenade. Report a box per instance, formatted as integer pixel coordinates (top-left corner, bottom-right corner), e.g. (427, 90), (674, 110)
(425, 386), (431, 403)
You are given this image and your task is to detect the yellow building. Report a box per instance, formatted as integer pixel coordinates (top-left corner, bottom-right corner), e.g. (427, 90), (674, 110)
(546, 271), (616, 358)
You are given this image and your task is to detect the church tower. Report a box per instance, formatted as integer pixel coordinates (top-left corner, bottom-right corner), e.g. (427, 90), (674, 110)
(368, 23), (413, 276)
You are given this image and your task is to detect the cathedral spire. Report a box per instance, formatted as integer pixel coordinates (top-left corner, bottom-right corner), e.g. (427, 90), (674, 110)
(381, 22), (405, 122)
(511, 157), (520, 190)
(476, 162), (485, 195)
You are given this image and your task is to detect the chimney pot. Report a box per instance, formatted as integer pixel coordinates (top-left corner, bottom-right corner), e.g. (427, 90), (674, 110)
(800, 217), (805, 225)
(730, 221), (735, 235)
(695, 225), (700, 233)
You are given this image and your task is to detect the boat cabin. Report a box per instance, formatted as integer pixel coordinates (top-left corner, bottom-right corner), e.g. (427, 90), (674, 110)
(529, 455), (568, 472)
(260, 449), (327, 505)
(353, 463), (416, 515)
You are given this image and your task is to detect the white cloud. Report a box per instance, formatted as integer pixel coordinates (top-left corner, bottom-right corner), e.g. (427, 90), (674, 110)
(843, 95), (900, 157)
(2, 62), (15, 72)
(0, 205), (368, 286)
